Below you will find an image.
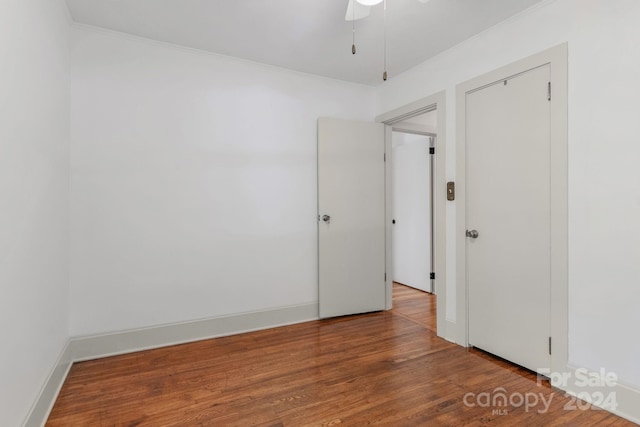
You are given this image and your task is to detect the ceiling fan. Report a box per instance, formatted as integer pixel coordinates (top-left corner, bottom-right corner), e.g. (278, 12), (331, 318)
(345, 0), (372, 21)
(344, 0), (430, 80)
(345, 0), (430, 21)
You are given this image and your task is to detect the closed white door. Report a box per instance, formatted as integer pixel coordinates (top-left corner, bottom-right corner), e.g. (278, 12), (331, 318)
(317, 117), (386, 318)
(466, 65), (551, 372)
(392, 132), (431, 292)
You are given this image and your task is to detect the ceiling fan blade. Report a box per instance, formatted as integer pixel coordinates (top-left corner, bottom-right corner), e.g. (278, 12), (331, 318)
(345, 0), (371, 21)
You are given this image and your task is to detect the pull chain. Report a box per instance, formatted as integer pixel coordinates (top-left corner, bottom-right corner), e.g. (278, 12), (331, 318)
(352, 2), (357, 54)
(382, 0), (387, 81)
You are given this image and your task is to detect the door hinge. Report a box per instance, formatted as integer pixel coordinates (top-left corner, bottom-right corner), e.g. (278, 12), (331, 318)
(547, 82), (551, 101)
(385, 273), (387, 281)
(549, 336), (552, 355)
(384, 153), (386, 162)
(430, 272), (435, 280)
(429, 147), (435, 155)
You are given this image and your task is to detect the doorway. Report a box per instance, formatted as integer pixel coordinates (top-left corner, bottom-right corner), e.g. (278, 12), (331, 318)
(377, 91), (447, 340)
(316, 92), (447, 339)
(391, 110), (436, 294)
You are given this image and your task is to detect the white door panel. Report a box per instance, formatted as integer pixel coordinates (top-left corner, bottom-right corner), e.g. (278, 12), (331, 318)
(467, 65), (551, 372)
(392, 132), (431, 292)
(318, 117), (386, 318)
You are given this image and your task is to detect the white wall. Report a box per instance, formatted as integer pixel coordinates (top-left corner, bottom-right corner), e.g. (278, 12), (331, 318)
(69, 26), (376, 337)
(0, 0), (71, 425)
(376, 0), (640, 389)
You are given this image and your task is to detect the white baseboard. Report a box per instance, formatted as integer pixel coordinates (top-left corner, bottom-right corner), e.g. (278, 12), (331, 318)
(23, 302), (319, 426)
(26, 308), (639, 426)
(445, 319), (457, 343)
(70, 302), (319, 362)
(23, 343), (73, 427)
(553, 364), (640, 425)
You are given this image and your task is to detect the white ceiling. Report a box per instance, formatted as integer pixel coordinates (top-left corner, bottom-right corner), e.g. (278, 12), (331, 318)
(65, 0), (545, 86)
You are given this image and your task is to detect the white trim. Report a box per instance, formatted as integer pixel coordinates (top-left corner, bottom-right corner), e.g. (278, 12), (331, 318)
(455, 44), (568, 371)
(445, 320), (457, 343)
(22, 343), (73, 427)
(391, 122), (437, 136)
(384, 125), (394, 310)
(376, 95), (440, 124)
(23, 303), (318, 426)
(376, 91), (450, 342)
(554, 365), (640, 425)
(70, 302), (318, 362)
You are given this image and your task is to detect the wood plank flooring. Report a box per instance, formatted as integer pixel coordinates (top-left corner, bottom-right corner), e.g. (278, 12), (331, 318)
(47, 284), (635, 426)
(392, 282), (437, 333)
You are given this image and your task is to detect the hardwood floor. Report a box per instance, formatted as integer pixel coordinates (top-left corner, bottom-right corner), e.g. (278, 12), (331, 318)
(47, 284), (634, 426)
(392, 282), (437, 333)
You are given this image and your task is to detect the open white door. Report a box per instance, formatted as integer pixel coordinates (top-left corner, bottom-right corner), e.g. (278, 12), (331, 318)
(391, 132), (431, 292)
(318, 117), (386, 318)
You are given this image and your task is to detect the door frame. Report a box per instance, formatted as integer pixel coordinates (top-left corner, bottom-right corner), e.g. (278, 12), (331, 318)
(455, 44), (568, 375)
(376, 91), (448, 339)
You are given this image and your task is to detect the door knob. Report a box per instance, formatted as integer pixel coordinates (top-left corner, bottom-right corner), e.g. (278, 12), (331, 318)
(466, 229), (479, 239)
(322, 214), (331, 223)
